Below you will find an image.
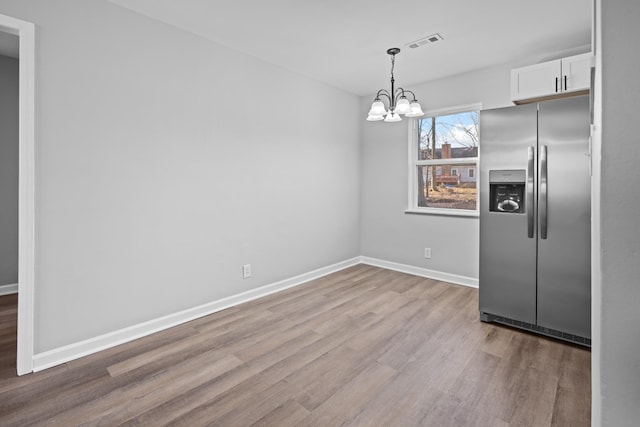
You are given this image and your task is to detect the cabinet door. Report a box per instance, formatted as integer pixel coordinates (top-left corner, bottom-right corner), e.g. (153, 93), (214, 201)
(561, 53), (592, 93)
(511, 60), (561, 102)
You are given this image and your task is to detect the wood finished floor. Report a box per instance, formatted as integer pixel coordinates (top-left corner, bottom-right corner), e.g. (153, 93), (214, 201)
(0, 265), (590, 426)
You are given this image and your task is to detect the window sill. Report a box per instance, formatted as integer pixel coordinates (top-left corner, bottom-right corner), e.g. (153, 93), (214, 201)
(404, 208), (479, 218)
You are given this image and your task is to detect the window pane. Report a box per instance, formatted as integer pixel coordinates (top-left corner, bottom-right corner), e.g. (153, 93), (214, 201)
(418, 111), (479, 160)
(417, 164), (477, 210)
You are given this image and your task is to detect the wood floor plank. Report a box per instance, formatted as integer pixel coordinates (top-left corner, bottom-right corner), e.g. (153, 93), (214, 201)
(106, 309), (289, 377)
(375, 297), (450, 370)
(0, 267), (591, 426)
(122, 329), (325, 425)
(341, 371), (445, 426)
(63, 321), (202, 373)
(119, 361), (270, 426)
(248, 399), (310, 427)
(285, 345), (374, 411)
(240, 264), (374, 313)
(49, 353), (244, 426)
(345, 298), (427, 353)
(298, 361), (397, 426)
(171, 378), (294, 427)
(508, 367), (559, 427)
(419, 391), (478, 427)
(0, 369), (114, 425)
(479, 321), (517, 358)
(550, 384), (591, 427)
(446, 350), (502, 411)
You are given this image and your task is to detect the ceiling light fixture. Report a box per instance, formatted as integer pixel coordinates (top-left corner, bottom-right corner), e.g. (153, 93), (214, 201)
(367, 48), (424, 122)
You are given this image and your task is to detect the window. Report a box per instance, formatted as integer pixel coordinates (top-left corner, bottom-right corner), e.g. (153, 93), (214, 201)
(408, 106), (480, 215)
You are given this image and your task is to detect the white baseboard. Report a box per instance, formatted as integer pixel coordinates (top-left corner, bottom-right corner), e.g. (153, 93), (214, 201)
(359, 256), (478, 288)
(32, 257), (361, 372)
(31, 256), (475, 372)
(0, 283), (18, 296)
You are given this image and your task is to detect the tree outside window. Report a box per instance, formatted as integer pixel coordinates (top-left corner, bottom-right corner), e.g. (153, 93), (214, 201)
(411, 109), (479, 213)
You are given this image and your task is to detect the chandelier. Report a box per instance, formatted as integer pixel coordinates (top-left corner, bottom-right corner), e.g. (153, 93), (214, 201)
(366, 48), (424, 122)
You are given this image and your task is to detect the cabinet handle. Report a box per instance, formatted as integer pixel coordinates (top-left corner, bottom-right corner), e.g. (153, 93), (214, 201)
(555, 77), (559, 93)
(564, 75), (568, 91)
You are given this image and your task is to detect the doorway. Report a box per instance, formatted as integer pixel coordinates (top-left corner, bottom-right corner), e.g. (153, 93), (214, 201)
(0, 34), (18, 295)
(0, 13), (35, 376)
(0, 31), (19, 379)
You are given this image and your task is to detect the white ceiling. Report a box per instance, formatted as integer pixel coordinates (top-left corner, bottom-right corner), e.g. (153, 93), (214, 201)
(110, 0), (592, 96)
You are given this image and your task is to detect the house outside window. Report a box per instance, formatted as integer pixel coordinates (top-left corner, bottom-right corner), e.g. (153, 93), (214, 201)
(407, 105), (480, 216)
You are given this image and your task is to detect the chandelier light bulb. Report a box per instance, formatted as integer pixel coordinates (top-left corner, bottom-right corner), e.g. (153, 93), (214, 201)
(384, 111), (402, 122)
(405, 100), (425, 117)
(368, 100), (387, 116)
(395, 97), (411, 115)
(366, 114), (384, 121)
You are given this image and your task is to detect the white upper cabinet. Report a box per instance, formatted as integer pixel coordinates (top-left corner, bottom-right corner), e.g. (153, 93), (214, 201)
(511, 52), (592, 104)
(561, 53), (592, 92)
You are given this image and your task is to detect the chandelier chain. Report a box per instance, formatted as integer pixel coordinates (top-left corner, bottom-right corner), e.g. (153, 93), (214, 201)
(390, 54), (395, 80)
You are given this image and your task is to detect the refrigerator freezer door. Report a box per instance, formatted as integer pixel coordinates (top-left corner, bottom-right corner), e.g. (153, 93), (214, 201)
(537, 96), (591, 338)
(479, 103), (538, 324)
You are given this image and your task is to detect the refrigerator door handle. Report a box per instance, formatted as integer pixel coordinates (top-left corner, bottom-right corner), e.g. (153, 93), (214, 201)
(540, 145), (548, 239)
(527, 146), (535, 238)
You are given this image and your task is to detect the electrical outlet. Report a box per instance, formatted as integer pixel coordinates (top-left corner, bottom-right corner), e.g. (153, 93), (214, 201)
(424, 248), (432, 259)
(242, 264), (252, 279)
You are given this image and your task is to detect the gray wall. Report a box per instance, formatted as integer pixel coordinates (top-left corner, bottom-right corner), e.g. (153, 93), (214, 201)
(0, 0), (361, 353)
(0, 54), (18, 286)
(360, 64), (514, 280)
(599, 0), (640, 424)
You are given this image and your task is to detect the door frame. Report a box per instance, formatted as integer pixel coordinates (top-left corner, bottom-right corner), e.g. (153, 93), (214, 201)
(0, 13), (35, 376)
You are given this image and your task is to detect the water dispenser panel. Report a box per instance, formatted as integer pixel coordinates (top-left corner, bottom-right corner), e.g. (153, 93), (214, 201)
(489, 170), (526, 214)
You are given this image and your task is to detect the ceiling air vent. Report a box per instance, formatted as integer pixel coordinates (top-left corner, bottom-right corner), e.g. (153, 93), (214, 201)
(406, 33), (444, 49)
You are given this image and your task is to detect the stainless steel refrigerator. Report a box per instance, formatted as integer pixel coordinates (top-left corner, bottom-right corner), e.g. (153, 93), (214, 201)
(479, 95), (591, 346)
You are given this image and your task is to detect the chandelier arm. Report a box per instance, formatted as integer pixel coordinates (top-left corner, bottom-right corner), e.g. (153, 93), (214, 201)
(376, 91), (393, 107)
(400, 89), (419, 101)
(393, 88), (406, 104)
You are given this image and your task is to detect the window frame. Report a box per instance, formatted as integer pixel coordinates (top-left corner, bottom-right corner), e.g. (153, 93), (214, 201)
(406, 103), (482, 217)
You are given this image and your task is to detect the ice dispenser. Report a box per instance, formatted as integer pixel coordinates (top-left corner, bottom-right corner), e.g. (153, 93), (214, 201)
(489, 170), (526, 213)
